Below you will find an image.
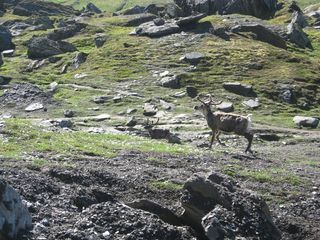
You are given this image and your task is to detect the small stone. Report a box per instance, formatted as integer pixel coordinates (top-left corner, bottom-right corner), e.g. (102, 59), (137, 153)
(143, 103), (157, 117)
(74, 73), (87, 79)
(63, 109), (74, 118)
(126, 117), (137, 127)
(93, 96), (108, 104)
(113, 96), (122, 103)
(2, 49), (15, 57)
(216, 102), (234, 112)
(242, 98), (260, 109)
(25, 102), (44, 112)
(127, 108), (137, 114)
(49, 82), (59, 92)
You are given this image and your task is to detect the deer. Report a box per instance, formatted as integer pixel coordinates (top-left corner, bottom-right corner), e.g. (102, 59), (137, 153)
(194, 94), (254, 153)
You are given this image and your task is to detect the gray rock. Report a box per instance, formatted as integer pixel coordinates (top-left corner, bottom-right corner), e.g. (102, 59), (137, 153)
(223, 82), (253, 96)
(174, 0), (278, 19)
(49, 81), (59, 92)
(51, 119), (73, 128)
(186, 86), (198, 98)
(113, 96), (122, 103)
(158, 75), (180, 89)
(165, 3), (183, 18)
(181, 172), (281, 240)
(0, 180), (32, 239)
(72, 52), (88, 69)
(153, 18), (165, 26)
(175, 13), (207, 27)
(25, 102), (44, 112)
(94, 35), (106, 48)
(84, 3), (102, 14)
(2, 49), (15, 57)
(126, 116), (137, 127)
(47, 23), (86, 41)
(63, 109), (74, 118)
(180, 52), (204, 65)
(135, 21), (180, 38)
(90, 114), (111, 122)
(143, 103), (158, 116)
(293, 116), (319, 128)
(13, 0), (77, 16)
(287, 21), (312, 49)
(122, 5), (145, 15)
(231, 23), (287, 49)
(242, 98), (260, 109)
(92, 96), (108, 104)
(0, 54), (3, 67)
(27, 37), (77, 59)
(216, 102), (234, 112)
(291, 11), (308, 28)
(125, 14), (157, 27)
(0, 25), (15, 52)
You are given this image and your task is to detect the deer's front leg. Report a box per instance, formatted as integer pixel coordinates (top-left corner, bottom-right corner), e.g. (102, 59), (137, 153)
(209, 130), (216, 148)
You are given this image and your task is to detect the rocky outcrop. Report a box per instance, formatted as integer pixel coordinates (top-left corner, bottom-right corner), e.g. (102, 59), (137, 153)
(83, 2), (102, 14)
(0, 26), (15, 52)
(223, 82), (254, 96)
(287, 17), (312, 49)
(27, 37), (77, 59)
(13, 0), (77, 16)
(133, 14), (206, 37)
(0, 180), (32, 239)
(174, 0), (278, 19)
(180, 172), (282, 239)
(231, 23), (287, 49)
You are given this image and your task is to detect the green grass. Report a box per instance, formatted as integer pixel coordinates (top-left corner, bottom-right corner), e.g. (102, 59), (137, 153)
(0, 119), (196, 159)
(150, 180), (183, 191)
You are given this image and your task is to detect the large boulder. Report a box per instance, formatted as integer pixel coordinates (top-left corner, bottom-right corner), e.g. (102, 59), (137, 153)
(135, 21), (180, 37)
(230, 23), (287, 49)
(293, 116), (319, 128)
(180, 172), (281, 239)
(83, 2), (102, 14)
(13, 0), (77, 16)
(0, 180), (32, 239)
(223, 82), (254, 96)
(27, 37), (77, 59)
(0, 26), (15, 52)
(47, 23), (87, 41)
(174, 0), (278, 19)
(125, 14), (157, 27)
(287, 20), (312, 49)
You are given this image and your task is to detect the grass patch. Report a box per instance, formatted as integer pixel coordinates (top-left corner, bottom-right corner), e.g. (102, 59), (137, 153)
(0, 119), (195, 159)
(150, 180), (183, 191)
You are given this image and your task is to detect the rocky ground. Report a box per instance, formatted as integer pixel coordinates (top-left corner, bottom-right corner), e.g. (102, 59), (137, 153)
(1, 0), (320, 239)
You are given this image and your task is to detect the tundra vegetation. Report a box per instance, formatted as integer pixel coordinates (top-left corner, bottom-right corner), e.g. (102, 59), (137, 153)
(0, 0), (319, 239)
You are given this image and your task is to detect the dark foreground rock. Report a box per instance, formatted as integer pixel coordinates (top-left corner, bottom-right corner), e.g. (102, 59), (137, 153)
(0, 180), (32, 239)
(0, 25), (15, 52)
(180, 172), (282, 239)
(293, 116), (319, 128)
(27, 37), (77, 59)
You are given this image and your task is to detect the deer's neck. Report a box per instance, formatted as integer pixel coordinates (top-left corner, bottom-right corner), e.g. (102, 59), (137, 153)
(204, 107), (216, 127)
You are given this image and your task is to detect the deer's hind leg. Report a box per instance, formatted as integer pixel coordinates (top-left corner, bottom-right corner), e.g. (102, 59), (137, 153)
(244, 132), (253, 153)
(216, 131), (226, 146)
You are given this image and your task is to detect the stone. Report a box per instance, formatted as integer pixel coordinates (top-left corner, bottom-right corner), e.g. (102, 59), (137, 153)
(125, 14), (157, 27)
(160, 99), (175, 111)
(180, 52), (204, 65)
(258, 133), (280, 141)
(2, 49), (15, 57)
(127, 108), (137, 114)
(13, 0), (77, 16)
(122, 5), (145, 15)
(143, 103), (158, 116)
(135, 21), (180, 38)
(113, 96), (122, 103)
(291, 11), (308, 28)
(186, 86), (198, 98)
(216, 102), (234, 112)
(293, 116), (319, 129)
(0, 180), (32, 239)
(74, 73), (87, 79)
(153, 18), (165, 26)
(27, 37), (77, 59)
(63, 109), (74, 118)
(223, 82), (253, 96)
(49, 82), (59, 92)
(174, 0), (278, 19)
(72, 52), (88, 69)
(0, 25), (15, 52)
(84, 3), (102, 14)
(51, 119), (73, 128)
(47, 23), (86, 41)
(25, 102), (44, 112)
(94, 35), (106, 48)
(175, 13), (207, 27)
(92, 96), (108, 104)
(158, 75), (180, 89)
(242, 98), (260, 109)
(181, 172), (281, 240)
(287, 21), (312, 49)
(167, 133), (182, 144)
(90, 114), (111, 122)
(126, 116), (137, 127)
(231, 23), (287, 49)
(165, 3), (183, 18)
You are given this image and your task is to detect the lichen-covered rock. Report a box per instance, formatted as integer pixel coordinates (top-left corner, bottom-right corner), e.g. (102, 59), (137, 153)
(0, 25), (15, 52)
(0, 180), (32, 239)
